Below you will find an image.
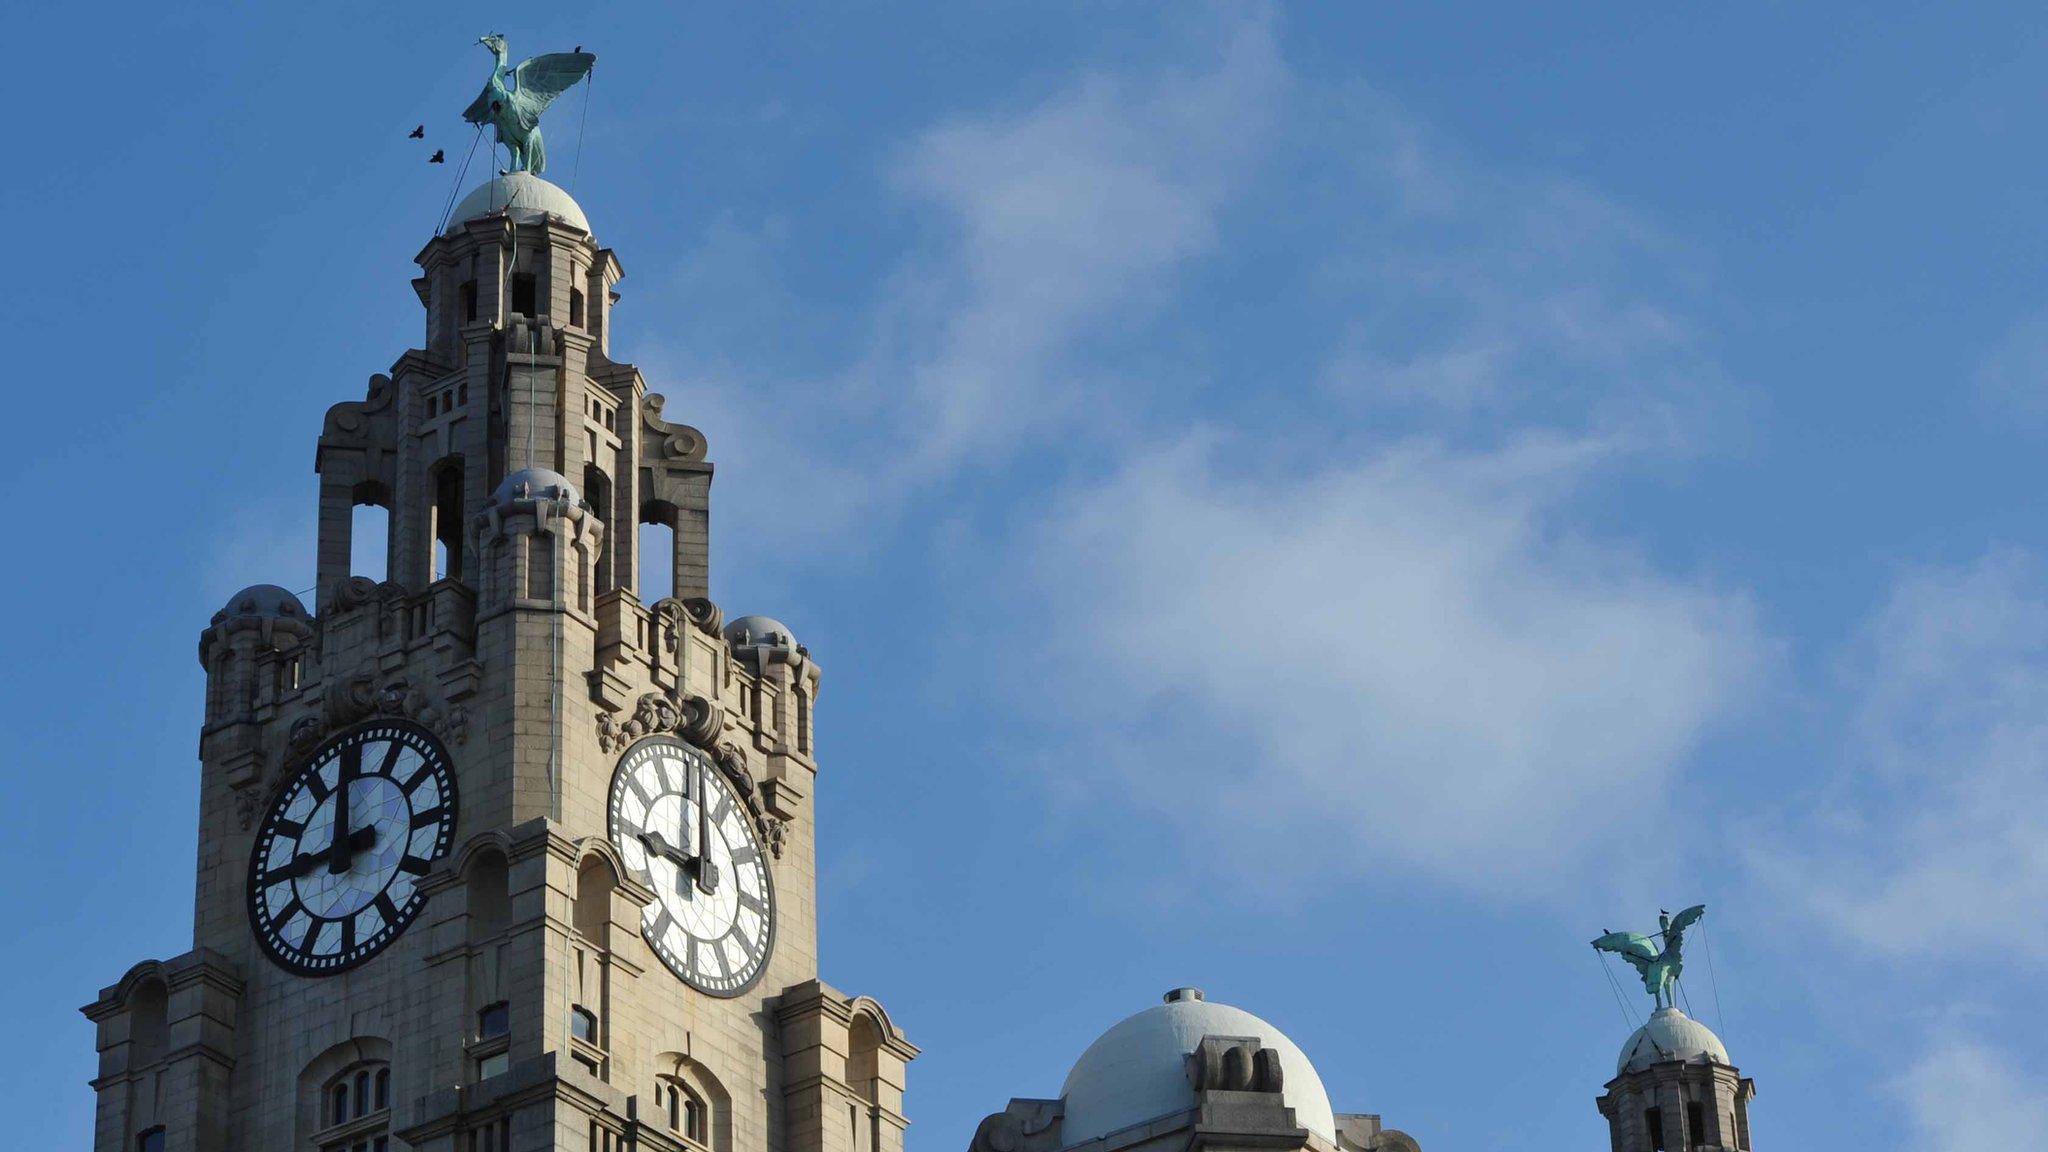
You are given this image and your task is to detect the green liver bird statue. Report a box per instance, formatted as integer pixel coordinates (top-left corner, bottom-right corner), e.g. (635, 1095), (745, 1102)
(463, 34), (595, 177)
(1593, 904), (1706, 1010)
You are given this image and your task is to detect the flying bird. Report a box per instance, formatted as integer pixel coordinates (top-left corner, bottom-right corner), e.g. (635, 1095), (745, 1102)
(463, 34), (595, 176)
(429, 149), (446, 164)
(408, 125), (425, 139)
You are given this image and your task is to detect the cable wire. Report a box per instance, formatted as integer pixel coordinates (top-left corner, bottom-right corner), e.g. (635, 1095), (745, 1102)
(436, 123), (488, 234)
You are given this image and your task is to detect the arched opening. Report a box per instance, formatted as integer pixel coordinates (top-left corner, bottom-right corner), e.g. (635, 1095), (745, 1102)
(432, 458), (465, 582)
(848, 1013), (884, 1152)
(294, 1037), (393, 1150)
(573, 856), (615, 941)
(582, 464), (614, 595)
(349, 481), (392, 581)
(511, 272), (538, 318)
(639, 500), (678, 606)
(468, 850), (510, 940)
(460, 280), (478, 323)
(128, 978), (168, 1069)
(570, 287), (586, 328)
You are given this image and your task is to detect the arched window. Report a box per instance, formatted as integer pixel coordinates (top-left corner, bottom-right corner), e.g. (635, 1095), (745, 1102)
(582, 464), (613, 595)
(570, 1005), (598, 1044)
(570, 287), (586, 328)
(639, 501), (678, 605)
(315, 1059), (393, 1151)
(656, 1069), (721, 1148)
(350, 481), (393, 581)
(136, 1128), (165, 1152)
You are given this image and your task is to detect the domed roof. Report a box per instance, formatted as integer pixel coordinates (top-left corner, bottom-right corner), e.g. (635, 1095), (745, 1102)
(217, 584), (307, 621)
(1059, 989), (1336, 1146)
(725, 615), (798, 650)
(448, 172), (590, 234)
(492, 467), (581, 506)
(1617, 1007), (1730, 1076)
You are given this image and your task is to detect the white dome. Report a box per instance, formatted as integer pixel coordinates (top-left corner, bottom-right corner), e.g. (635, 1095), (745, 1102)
(1617, 1007), (1730, 1076)
(448, 172), (590, 234)
(725, 615), (798, 650)
(1059, 990), (1336, 1147)
(492, 467), (581, 507)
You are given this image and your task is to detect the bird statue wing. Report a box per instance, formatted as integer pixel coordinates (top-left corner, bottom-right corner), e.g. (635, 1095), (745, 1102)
(1662, 904), (1706, 953)
(1592, 931), (1660, 974)
(462, 83), (496, 125)
(507, 52), (596, 125)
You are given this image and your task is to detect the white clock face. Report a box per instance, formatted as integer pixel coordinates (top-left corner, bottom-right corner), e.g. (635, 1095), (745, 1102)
(608, 737), (775, 995)
(247, 723), (458, 975)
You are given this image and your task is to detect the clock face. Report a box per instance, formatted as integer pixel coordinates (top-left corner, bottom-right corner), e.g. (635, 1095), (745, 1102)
(247, 722), (458, 975)
(608, 736), (775, 995)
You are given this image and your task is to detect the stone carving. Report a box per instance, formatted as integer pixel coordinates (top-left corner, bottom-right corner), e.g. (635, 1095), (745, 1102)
(968, 1100), (1062, 1152)
(296, 675), (468, 761)
(596, 692), (682, 755)
(286, 715), (326, 759)
(760, 815), (788, 860)
(677, 693), (724, 748)
(642, 394), (708, 462)
(1188, 1037), (1285, 1094)
(234, 786), (267, 831)
(682, 596), (723, 637)
(714, 743), (756, 799)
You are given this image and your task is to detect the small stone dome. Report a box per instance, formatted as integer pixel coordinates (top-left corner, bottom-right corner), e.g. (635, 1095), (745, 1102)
(1617, 1007), (1730, 1076)
(448, 172), (590, 234)
(724, 615), (798, 651)
(217, 584), (307, 621)
(1059, 989), (1336, 1146)
(492, 467), (581, 507)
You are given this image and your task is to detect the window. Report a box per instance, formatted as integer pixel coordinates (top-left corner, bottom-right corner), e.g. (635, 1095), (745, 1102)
(659, 1078), (707, 1144)
(479, 1002), (510, 1040)
(511, 273), (537, 317)
(471, 1118), (511, 1152)
(332, 1082), (349, 1125)
(1645, 1106), (1666, 1151)
(374, 1067), (389, 1111)
(460, 280), (478, 322)
(477, 1052), (509, 1080)
(137, 1129), (165, 1152)
(1686, 1102), (1705, 1148)
(570, 1005), (598, 1044)
(570, 287), (585, 328)
(317, 1061), (393, 1152)
(433, 460), (464, 581)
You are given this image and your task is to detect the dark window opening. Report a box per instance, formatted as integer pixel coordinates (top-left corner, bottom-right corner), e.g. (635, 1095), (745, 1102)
(460, 280), (478, 322)
(333, 1083), (349, 1125)
(511, 273), (537, 317)
(374, 1067), (390, 1111)
(434, 461), (465, 581)
(583, 464), (613, 594)
(571, 1005), (599, 1044)
(1645, 1106), (1666, 1151)
(639, 517), (674, 606)
(570, 287), (586, 328)
(478, 1002), (510, 1040)
(573, 1053), (600, 1077)
(1686, 1102), (1705, 1148)
(137, 1129), (165, 1152)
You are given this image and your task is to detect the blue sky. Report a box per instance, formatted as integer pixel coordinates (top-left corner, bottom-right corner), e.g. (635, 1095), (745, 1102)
(5, 2), (2047, 1147)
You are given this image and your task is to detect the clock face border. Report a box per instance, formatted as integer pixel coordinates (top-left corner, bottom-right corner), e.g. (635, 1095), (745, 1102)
(245, 720), (459, 978)
(607, 734), (777, 998)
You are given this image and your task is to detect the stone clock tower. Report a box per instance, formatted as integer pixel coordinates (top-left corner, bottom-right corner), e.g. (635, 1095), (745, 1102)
(80, 169), (915, 1152)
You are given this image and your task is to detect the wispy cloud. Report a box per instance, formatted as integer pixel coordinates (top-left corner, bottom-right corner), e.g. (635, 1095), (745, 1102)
(1758, 549), (2048, 960)
(1900, 1035), (2048, 1151)
(1004, 431), (1764, 891)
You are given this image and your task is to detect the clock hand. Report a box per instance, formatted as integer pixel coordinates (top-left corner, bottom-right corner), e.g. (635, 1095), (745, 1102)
(694, 764), (720, 894)
(328, 748), (360, 873)
(275, 827), (374, 883)
(638, 830), (695, 895)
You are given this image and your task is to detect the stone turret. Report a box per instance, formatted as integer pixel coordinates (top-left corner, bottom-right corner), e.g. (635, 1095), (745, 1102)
(1597, 1007), (1754, 1151)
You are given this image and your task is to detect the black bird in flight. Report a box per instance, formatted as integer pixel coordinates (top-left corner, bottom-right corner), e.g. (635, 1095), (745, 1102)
(429, 149), (446, 164)
(408, 124), (425, 139)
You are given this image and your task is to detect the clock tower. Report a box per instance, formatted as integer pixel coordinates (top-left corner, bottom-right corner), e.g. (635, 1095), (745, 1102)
(79, 168), (915, 1152)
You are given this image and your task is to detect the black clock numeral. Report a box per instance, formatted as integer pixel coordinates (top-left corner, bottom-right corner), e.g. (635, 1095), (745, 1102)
(338, 742), (363, 781)
(374, 892), (403, 926)
(304, 772), (332, 802)
(340, 915), (357, 952)
(271, 817), (305, 839)
(729, 846), (759, 867)
(409, 806), (445, 830)
(736, 890), (767, 914)
(708, 791), (732, 826)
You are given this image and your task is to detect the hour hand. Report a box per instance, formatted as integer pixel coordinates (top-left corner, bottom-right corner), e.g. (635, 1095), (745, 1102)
(638, 830), (694, 866)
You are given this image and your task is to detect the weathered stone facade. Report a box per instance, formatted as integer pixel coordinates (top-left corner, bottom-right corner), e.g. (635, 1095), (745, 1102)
(81, 175), (914, 1152)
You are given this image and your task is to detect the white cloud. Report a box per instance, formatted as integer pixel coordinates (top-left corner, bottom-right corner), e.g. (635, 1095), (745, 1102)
(1010, 432), (1766, 890)
(1974, 314), (2048, 424)
(1762, 550), (2048, 959)
(1900, 1036), (2048, 1151)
